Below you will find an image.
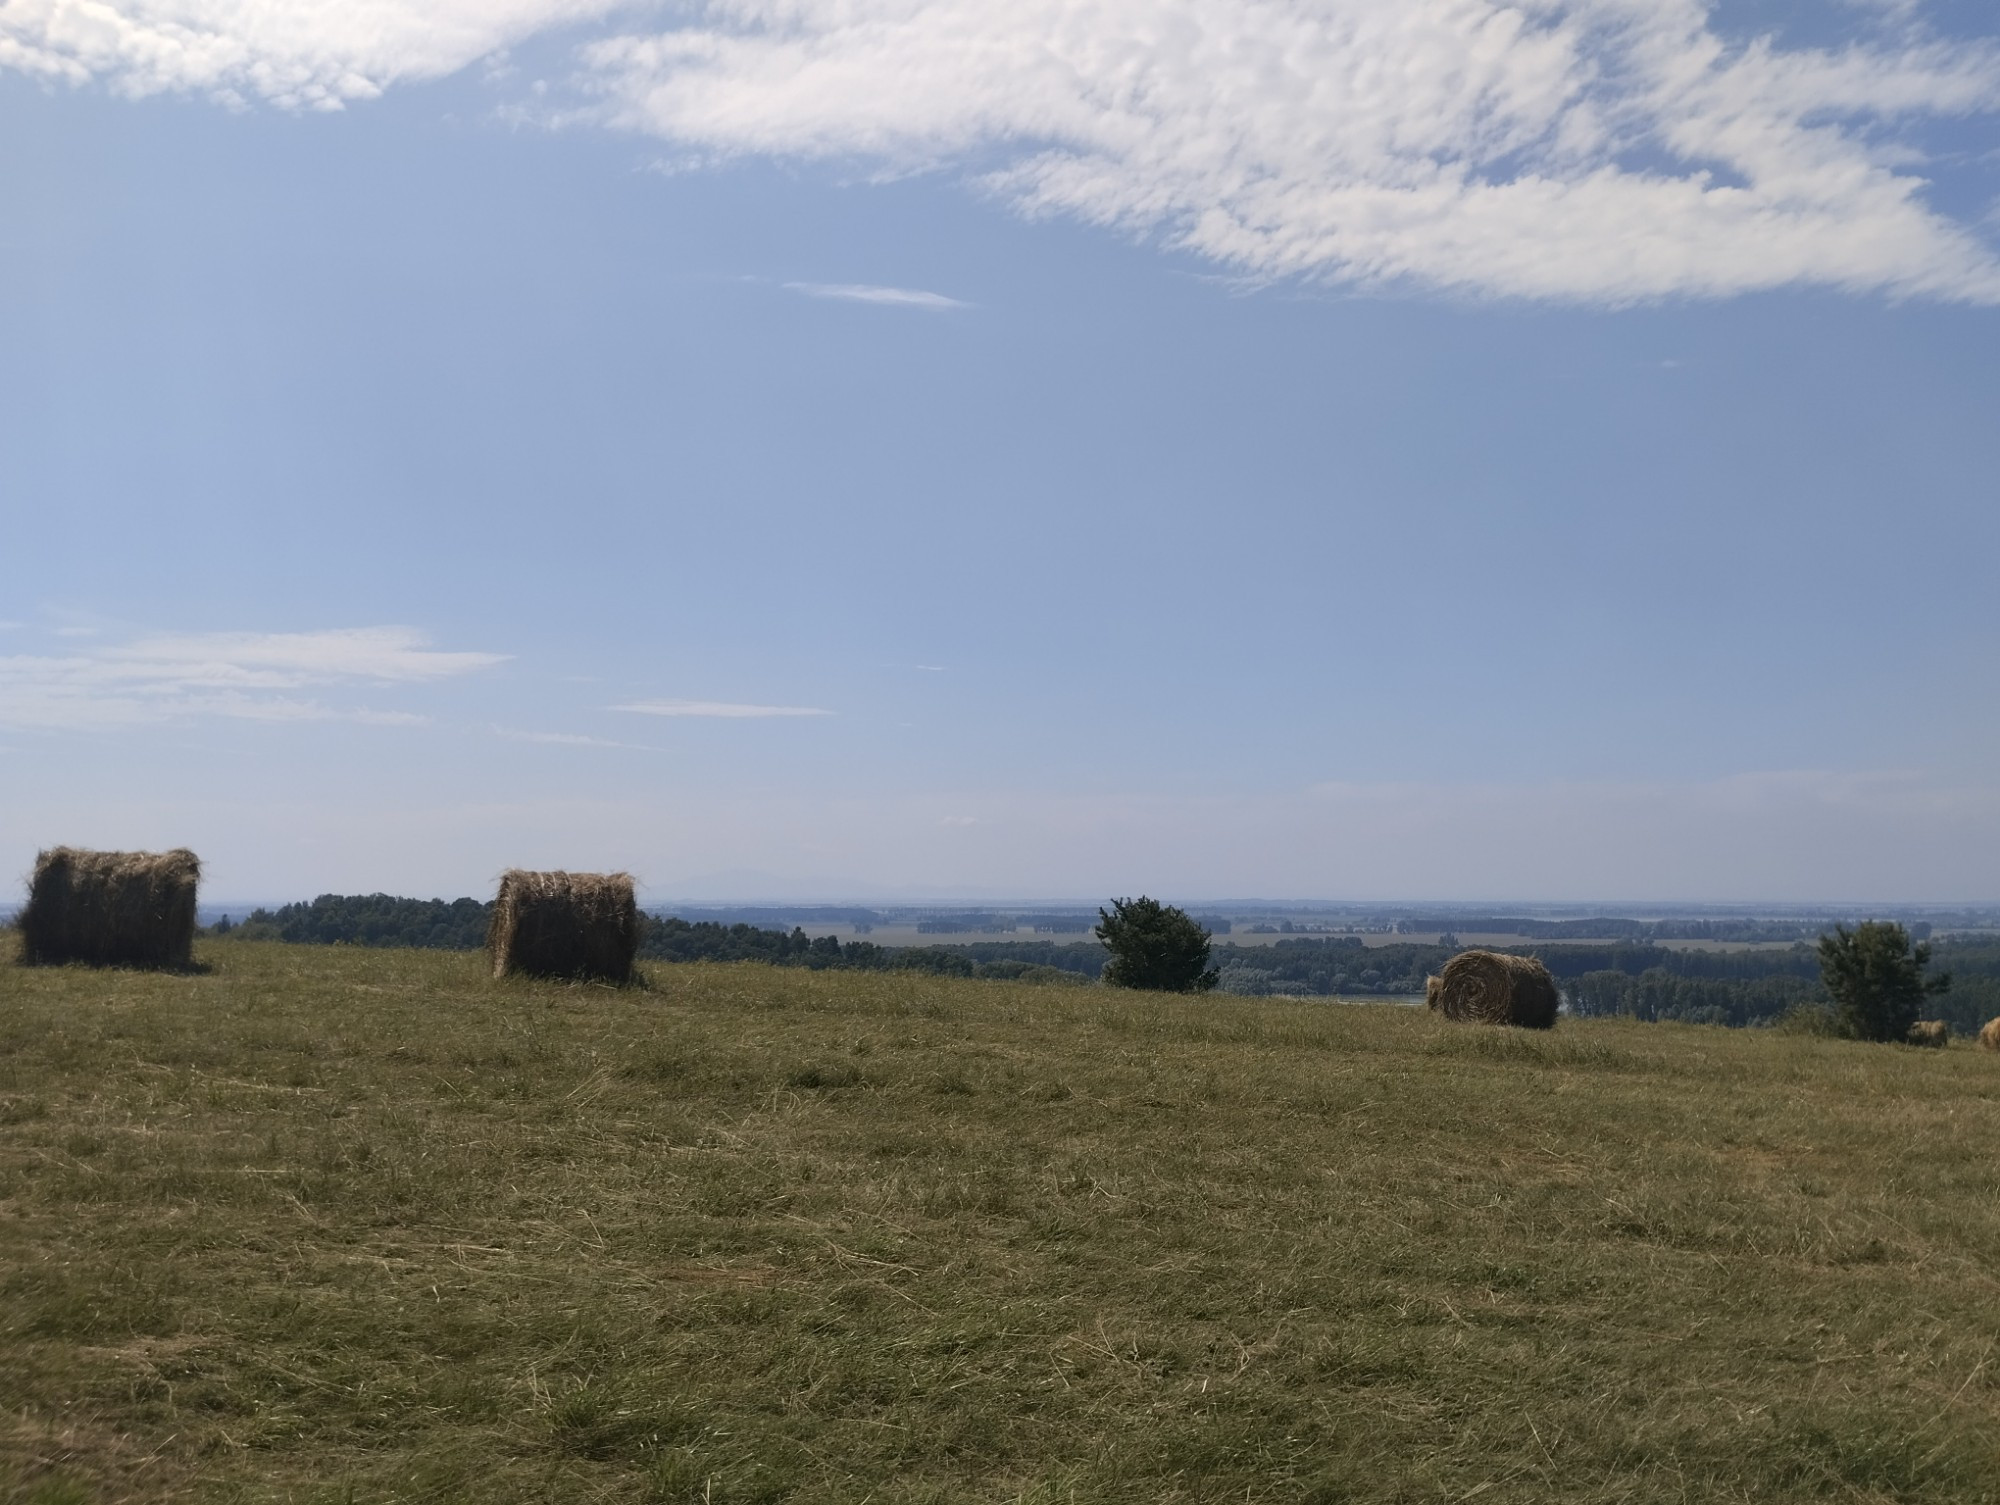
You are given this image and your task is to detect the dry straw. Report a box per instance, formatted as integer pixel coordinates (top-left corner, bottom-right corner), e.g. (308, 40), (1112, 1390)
(1426, 949), (1560, 1030)
(1981, 1017), (2000, 1053)
(487, 869), (638, 983)
(18, 846), (201, 969)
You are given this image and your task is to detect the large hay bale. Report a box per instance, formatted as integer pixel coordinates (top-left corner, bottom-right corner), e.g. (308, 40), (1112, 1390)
(1426, 949), (1559, 1030)
(487, 869), (637, 983)
(18, 846), (200, 969)
(1906, 1019), (1950, 1049)
(1980, 1017), (2000, 1053)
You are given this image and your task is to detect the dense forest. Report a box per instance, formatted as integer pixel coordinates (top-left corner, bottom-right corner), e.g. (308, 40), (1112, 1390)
(640, 918), (1099, 982)
(209, 895), (2000, 1034)
(222, 894), (491, 950)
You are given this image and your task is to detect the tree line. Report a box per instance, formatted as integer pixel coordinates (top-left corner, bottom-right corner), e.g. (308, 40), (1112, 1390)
(218, 894), (492, 950)
(212, 894), (2000, 1032)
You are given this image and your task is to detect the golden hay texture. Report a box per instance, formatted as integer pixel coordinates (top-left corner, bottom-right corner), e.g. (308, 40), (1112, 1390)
(487, 869), (638, 983)
(18, 846), (201, 969)
(1426, 950), (1561, 1030)
(1981, 1017), (2000, 1053)
(1906, 1019), (1950, 1049)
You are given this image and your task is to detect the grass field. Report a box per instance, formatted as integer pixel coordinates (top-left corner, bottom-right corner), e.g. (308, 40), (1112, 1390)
(3, 942), (1998, 1504)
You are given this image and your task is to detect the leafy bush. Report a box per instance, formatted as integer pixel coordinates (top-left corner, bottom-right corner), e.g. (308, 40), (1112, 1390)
(1774, 1002), (1843, 1037)
(1095, 897), (1217, 994)
(1817, 922), (1951, 1043)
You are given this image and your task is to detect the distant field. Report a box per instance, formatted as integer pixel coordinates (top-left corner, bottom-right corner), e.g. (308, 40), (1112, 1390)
(782, 926), (1593, 950)
(4, 942), (1998, 1503)
(785, 927), (1810, 953)
(1346, 934), (1808, 953)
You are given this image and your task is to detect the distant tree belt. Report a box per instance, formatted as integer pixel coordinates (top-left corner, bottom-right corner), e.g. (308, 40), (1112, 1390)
(637, 918), (1106, 979)
(1930, 972), (2000, 1037)
(1562, 971), (1822, 1027)
(1517, 943), (1825, 981)
(1214, 940), (1447, 998)
(1206, 936), (2000, 1020)
(231, 894), (494, 950)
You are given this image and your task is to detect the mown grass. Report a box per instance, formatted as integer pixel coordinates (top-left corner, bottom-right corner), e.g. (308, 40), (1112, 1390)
(2, 940), (1998, 1504)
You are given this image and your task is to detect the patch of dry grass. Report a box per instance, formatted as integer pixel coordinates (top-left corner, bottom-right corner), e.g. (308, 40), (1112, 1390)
(2, 941), (1998, 1503)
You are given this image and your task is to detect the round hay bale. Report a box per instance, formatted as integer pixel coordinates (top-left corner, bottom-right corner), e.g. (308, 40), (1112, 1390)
(1980, 1017), (2000, 1053)
(1906, 1019), (1950, 1049)
(18, 846), (201, 969)
(1427, 949), (1559, 1030)
(487, 869), (637, 983)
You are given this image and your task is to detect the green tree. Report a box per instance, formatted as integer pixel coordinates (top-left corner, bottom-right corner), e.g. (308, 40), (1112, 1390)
(1816, 920), (1951, 1042)
(1095, 897), (1218, 993)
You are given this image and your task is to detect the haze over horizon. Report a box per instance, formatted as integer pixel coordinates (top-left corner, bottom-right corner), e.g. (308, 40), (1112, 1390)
(4, 1), (1998, 905)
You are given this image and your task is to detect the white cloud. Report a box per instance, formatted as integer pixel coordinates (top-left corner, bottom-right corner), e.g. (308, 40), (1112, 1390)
(111, 627), (506, 684)
(784, 280), (970, 309)
(6, 1), (1999, 301)
(586, 0), (2000, 303)
(0, 0), (621, 108)
(612, 698), (833, 718)
(0, 626), (505, 729)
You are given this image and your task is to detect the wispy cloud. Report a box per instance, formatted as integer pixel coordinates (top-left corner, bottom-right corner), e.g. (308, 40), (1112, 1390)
(588, 2), (2000, 305)
(495, 727), (654, 749)
(783, 281), (971, 310)
(0, 0), (625, 108)
(613, 699), (833, 719)
(6, 2), (1999, 303)
(0, 627), (505, 730)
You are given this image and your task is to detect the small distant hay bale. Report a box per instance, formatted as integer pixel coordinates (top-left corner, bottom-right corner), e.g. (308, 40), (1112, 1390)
(18, 846), (201, 969)
(1980, 1017), (2000, 1053)
(1426, 950), (1559, 1030)
(1906, 1019), (1950, 1049)
(487, 869), (637, 983)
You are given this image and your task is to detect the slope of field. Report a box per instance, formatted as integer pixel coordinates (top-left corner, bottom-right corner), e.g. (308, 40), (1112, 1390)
(3, 942), (1998, 1503)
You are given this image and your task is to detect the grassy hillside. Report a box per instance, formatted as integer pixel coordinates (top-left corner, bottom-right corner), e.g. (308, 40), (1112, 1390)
(3, 942), (1998, 1504)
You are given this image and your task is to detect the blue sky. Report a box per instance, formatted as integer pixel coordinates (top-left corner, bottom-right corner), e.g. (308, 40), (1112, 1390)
(2, 0), (1997, 904)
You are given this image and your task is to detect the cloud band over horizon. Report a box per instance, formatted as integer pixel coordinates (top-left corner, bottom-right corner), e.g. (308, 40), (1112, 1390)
(4, 0), (1997, 304)
(0, 626), (506, 729)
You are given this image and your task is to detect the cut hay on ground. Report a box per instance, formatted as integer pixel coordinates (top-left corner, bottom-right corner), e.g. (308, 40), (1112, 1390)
(487, 869), (638, 983)
(1906, 1020), (1950, 1049)
(1426, 950), (1560, 1030)
(17, 846), (201, 969)
(1982, 1017), (2000, 1053)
